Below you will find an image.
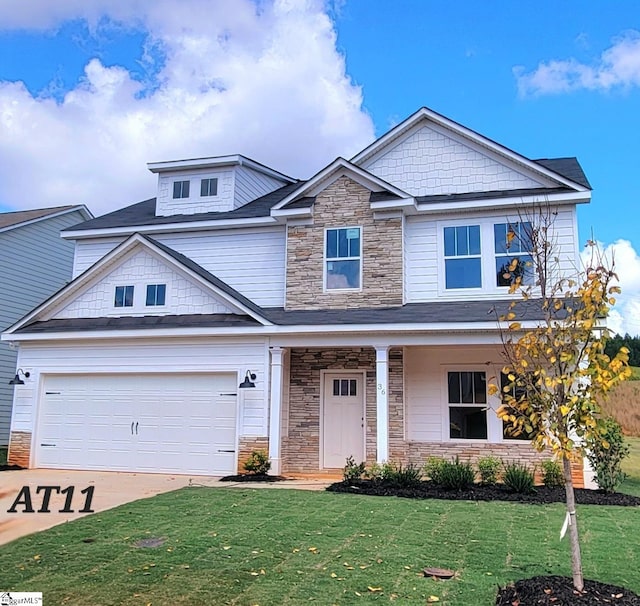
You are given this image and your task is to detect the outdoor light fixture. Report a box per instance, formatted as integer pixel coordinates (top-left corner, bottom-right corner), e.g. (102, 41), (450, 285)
(239, 370), (256, 389)
(9, 368), (30, 385)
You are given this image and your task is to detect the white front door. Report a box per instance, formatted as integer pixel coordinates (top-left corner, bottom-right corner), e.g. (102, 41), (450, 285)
(323, 373), (365, 468)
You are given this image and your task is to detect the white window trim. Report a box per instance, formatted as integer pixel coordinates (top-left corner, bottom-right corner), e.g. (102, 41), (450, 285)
(200, 177), (219, 198)
(172, 180), (191, 200)
(109, 281), (171, 316)
(323, 226), (363, 293)
(145, 283), (169, 308)
(440, 365), (503, 443)
(436, 216), (536, 298)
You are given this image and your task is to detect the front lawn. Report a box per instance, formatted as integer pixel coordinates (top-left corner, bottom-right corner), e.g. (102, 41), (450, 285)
(1, 488), (639, 605)
(621, 436), (640, 497)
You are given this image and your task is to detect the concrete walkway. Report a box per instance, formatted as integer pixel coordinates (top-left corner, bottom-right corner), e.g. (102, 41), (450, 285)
(0, 469), (330, 546)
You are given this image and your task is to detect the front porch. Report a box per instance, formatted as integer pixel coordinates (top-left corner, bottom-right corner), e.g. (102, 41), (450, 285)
(256, 344), (585, 485)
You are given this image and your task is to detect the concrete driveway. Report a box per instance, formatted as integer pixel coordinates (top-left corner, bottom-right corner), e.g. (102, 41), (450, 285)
(0, 469), (197, 546)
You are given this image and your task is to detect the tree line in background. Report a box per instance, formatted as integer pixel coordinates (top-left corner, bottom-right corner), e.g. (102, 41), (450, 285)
(605, 334), (640, 367)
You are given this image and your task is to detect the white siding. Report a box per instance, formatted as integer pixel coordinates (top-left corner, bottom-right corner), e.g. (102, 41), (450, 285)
(57, 249), (236, 319)
(234, 166), (286, 208)
(405, 206), (579, 302)
(72, 227), (286, 307)
(11, 339), (269, 437)
(405, 345), (503, 442)
(363, 124), (553, 196)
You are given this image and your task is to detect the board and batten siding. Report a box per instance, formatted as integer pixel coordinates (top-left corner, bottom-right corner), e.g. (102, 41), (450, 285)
(10, 339), (269, 439)
(0, 209), (86, 445)
(404, 206), (579, 302)
(72, 227), (287, 307)
(404, 344), (503, 442)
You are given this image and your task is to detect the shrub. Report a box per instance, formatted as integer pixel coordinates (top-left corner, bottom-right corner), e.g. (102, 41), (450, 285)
(503, 462), (536, 494)
(477, 456), (501, 486)
(379, 461), (422, 487)
(364, 461), (383, 482)
(541, 459), (564, 488)
(424, 456), (446, 484)
(243, 450), (271, 475)
(586, 417), (630, 494)
(436, 457), (475, 490)
(343, 456), (366, 484)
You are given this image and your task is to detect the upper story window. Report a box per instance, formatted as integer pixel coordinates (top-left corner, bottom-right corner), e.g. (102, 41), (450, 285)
(146, 284), (166, 306)
(444, 225), (481, 289)
(200, 178), (218, 197)
(114, 285), (134, 308)
(447, 370), (487, 439)
(173, 180), (190, 199)
(494, 222), (534, 287)
(325, 227), (361, 290)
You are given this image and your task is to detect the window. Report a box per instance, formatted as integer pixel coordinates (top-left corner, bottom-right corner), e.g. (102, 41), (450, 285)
(146, 284), (166, 306)
(500, 372), (535, 441)
(494, 222), (534, 287)
(333, 378), (357, 396)
(114, 285), (134, 308)
(444, 225), (481, 289)
(325, 227), (361, 290)
(200, 178), (218, 197)
(447, 371), (487, 439)
(173, 180), (190, 199)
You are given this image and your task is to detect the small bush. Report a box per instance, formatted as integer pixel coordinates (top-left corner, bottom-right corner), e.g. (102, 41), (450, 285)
(243, 450), (271, 475)
(379, 461), (423, 487)
(503, 462), (536, 494)
(586, 417), (630, 494)
(436, 457), (475, 490)
(343, 456), (366, 484)
(424, 456), (446, 484)
(541, 459), (564, 488)
(364, 462), (383, 482)
(477, 456), (501, 486)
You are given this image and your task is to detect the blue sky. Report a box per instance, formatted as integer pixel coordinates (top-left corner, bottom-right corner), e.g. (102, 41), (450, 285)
(0, 0), (638, 333)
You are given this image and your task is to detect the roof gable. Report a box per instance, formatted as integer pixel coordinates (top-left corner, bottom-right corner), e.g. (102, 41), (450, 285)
(351, 107), (590, 194)
(0, 205), (92, 233)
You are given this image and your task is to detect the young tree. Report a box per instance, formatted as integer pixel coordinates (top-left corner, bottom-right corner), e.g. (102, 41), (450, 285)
(490, 208), (631, 592)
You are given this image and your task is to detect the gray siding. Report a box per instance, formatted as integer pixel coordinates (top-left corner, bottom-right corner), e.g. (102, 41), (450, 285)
(0, 210), (85, 444)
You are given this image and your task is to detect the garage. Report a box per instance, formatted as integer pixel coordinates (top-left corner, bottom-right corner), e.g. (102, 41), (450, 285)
(35, 373), (238, 475)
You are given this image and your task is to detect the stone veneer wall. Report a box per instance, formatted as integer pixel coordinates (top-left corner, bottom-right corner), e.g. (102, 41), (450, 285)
(237, 436), (269, 474)
(8, 431), (31, 468)
(282, 347), (404, 473)
(285, 176), (403, 310)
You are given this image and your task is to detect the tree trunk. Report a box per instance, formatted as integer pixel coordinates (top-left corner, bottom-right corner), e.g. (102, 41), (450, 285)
(563, 455), (584, 591)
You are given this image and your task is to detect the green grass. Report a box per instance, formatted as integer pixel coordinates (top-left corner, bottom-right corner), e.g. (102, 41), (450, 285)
(620, 436), (640, 497)
(0, 447), (6, 465)
(1, 488), (639, 605)
(630, 366), (640, 381)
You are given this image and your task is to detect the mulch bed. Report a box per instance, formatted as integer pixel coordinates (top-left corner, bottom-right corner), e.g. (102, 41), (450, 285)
(326, 480), (640, 506)
(495, 575), (640, 605)
(219, 474), (287, 483)
(0, 464), (23, 472)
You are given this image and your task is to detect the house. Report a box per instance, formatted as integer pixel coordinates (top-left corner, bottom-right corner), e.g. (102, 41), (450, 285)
(2, 108), (593, 484)
(0, 205), (93, 447)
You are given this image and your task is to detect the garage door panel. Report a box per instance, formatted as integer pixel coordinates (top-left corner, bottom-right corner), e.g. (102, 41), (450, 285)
(37, 373), (238, 475)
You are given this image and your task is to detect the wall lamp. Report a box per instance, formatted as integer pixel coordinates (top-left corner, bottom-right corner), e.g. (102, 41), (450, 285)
(9, 368), (30, 385)
(239, 370), (256, 389)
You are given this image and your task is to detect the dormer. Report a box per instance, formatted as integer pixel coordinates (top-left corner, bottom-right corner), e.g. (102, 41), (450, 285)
(148, 155), (295, 217)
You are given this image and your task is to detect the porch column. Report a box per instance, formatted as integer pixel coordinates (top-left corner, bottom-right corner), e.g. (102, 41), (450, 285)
(268, 346), (284, 475)
(375, 346), (389, 463)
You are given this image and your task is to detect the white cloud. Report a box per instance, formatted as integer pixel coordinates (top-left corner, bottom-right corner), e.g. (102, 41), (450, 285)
(581, 239), (640, 337)
(515, 30), (640, 96)
(0, 0), (375, 216)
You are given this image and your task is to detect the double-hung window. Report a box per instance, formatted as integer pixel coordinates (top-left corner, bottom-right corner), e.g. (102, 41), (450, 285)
(444, 225), (481, 289)
(325, 227), (361, 290)
(200, 178), (218, 197)
(114, 285), (134, 308)
(494, 222), (534, 287)
(447, 371), (487, 439)
(146, 284), (166, 306)
(173, 180), (190, 199)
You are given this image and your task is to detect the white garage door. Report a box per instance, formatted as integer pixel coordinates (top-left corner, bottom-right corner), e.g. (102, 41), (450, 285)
(36, 373), (238, 475)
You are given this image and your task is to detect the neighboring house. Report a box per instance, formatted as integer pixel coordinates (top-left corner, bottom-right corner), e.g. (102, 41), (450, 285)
(2, 108), (593, 484)
(0, 205), (93, 446)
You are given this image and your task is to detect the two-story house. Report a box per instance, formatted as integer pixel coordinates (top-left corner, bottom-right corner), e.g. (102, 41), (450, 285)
(2, 108), (592, 484)
(0, 205), (92, 448)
